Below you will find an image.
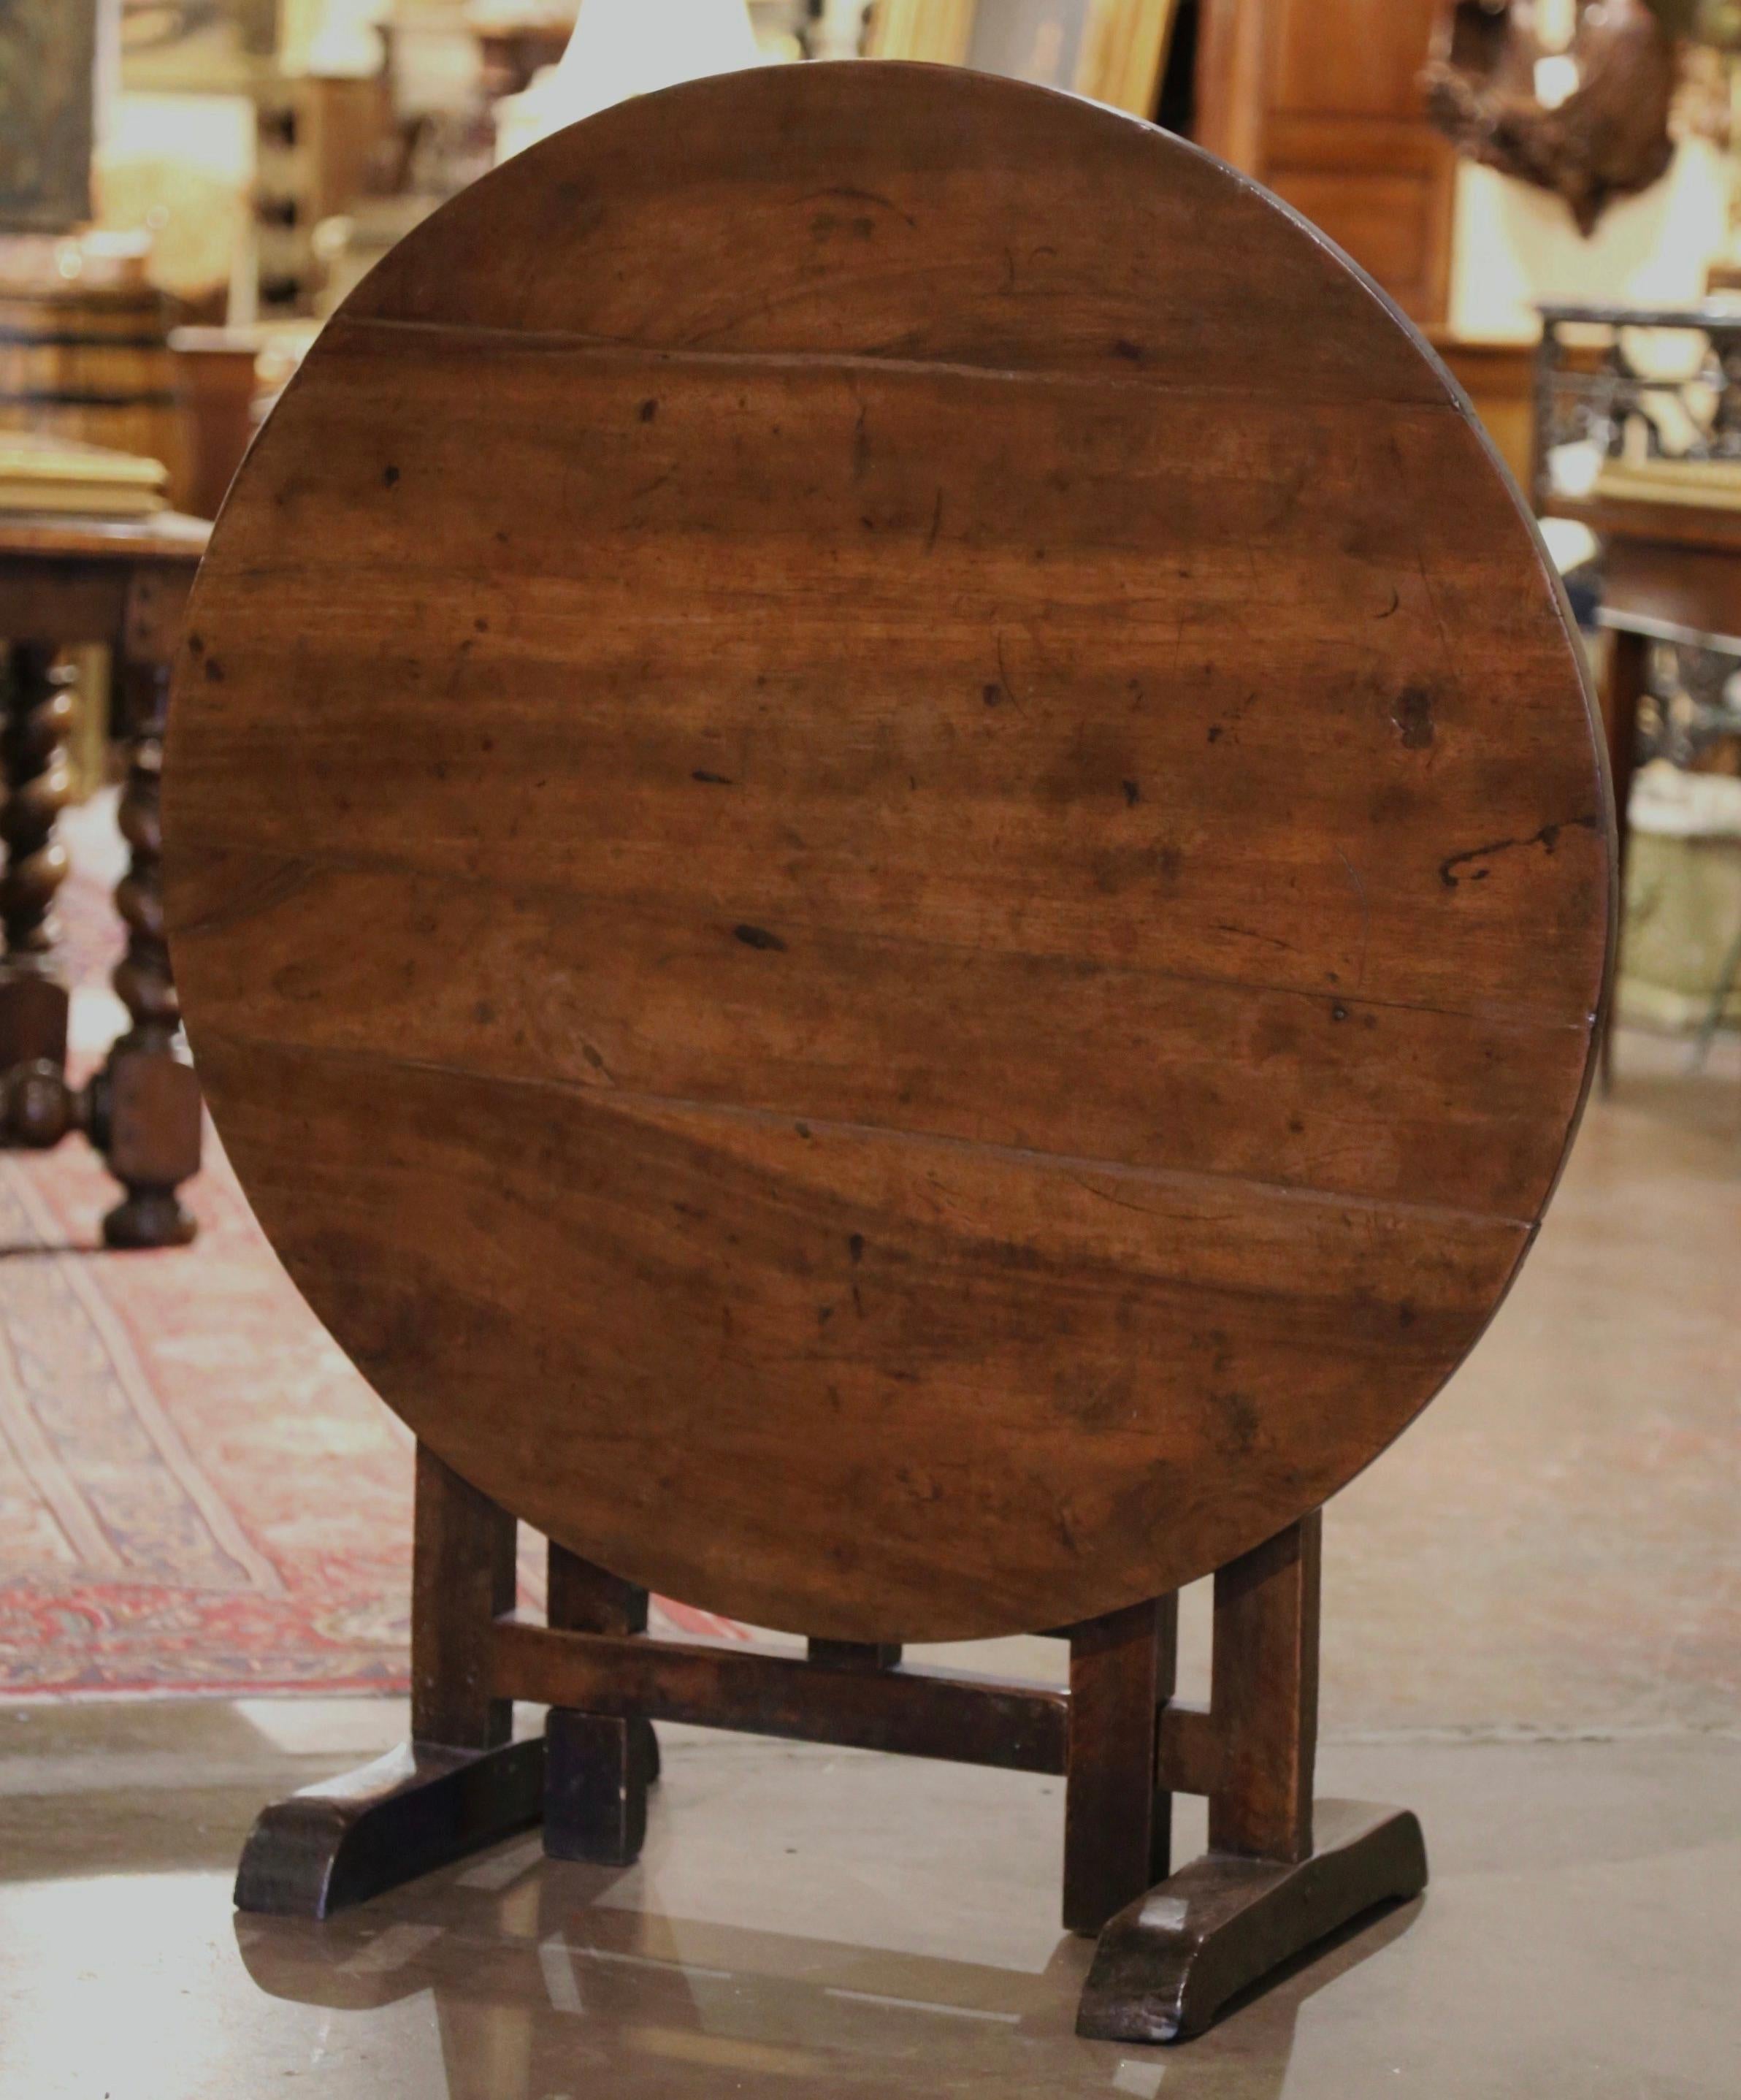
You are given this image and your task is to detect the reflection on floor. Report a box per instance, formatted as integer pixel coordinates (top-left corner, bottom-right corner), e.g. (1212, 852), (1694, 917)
(0, 1028), (1736, 2096)
(1, 1700), (1737, 2099)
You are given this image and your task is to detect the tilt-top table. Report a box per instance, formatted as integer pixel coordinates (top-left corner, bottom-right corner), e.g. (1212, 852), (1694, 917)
(162, 64), (1613, 2043)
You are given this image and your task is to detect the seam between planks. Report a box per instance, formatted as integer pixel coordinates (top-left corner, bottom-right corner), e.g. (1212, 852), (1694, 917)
(337, 313), (1471, 411)
(194, 1027), (1540, 1237)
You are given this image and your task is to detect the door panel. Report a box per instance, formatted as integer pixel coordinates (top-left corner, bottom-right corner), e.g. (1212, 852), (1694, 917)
(1197, 0), (1454, 324)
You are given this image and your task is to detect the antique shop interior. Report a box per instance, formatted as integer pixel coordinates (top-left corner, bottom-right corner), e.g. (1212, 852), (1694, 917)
(0, 4), (1737, 2096)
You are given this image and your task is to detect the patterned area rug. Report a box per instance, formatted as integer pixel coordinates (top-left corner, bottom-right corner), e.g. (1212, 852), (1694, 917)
(0, 799), (742, 1698)
(0, 1123), (419, 1697)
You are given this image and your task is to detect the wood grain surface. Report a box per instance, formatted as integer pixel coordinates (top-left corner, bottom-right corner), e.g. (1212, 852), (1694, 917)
(163, 63), (1612, 1642)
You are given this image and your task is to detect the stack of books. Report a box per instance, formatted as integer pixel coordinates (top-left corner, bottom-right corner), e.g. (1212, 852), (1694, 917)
(0, 431), (169, 519)
(1592, 455), (1741, 513)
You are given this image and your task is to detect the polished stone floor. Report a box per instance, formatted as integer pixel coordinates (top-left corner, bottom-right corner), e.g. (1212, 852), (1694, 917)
(1, 1033), (1737, 2096)
(1, 1701), (1737, 2099)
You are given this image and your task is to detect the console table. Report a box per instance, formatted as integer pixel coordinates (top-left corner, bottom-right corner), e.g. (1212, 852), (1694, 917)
(0, 510), (207, 1245)
(1534, 302), (1741, 1082)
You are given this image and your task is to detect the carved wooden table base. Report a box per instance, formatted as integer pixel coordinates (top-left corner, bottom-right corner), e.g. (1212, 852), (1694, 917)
(236, 1448), (1428, 2044)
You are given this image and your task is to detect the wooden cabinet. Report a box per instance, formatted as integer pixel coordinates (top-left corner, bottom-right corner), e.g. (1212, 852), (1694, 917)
(253, 74), (391, 317)
(1195, 0), (1455, 324)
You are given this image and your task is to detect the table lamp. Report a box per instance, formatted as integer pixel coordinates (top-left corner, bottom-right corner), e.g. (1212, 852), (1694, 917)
(495, 0), (759, 161)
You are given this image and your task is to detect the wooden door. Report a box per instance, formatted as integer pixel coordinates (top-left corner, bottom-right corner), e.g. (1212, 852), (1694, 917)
(1195, 0), (1455, 325)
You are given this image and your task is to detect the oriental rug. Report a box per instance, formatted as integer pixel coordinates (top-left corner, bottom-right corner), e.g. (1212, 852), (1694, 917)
(0, 800), (744, 1698)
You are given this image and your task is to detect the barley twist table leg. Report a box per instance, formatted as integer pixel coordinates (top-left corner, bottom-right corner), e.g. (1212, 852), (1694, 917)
(0, 642), (74, 1080)
(92, 660), (202, 1248)
(112, 660), (180, 1050)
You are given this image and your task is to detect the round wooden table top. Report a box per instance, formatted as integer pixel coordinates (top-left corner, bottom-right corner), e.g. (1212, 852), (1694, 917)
(164, 64), (1612, 1643)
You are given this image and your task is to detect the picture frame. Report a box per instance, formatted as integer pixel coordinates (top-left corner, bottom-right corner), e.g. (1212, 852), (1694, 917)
(120, 0), (279, 91)
(866, 0), (1179, 118)
(0, 0), (101, 233)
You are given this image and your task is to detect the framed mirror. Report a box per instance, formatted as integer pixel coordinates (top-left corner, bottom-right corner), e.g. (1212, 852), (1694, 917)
(866, 0), (1179, 117)
(0, 0), (101, 232)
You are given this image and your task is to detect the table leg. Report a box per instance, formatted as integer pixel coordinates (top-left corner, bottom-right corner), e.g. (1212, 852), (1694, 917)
(1689, 917), (1741, 1072)
(1078, 1516), (1427, 2042)
(95, 660), (202, 1247)
(1063, 1594), (1176, 1934)
(543, 1546), (659, 1865)
(1599, 627), (1647, 1093)
(235, 1446), (543, 1917)
(0, 641), (74, 1077)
